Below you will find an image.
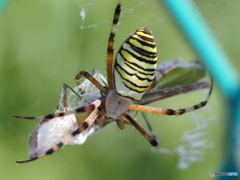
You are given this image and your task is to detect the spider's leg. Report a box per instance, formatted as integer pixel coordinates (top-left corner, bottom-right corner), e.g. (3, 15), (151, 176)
(141, 112), (157, 139)
(123, 112), (159, 147)
(107, 1), (121, 89)
(16, 100), (101, 163)
(116, 118), (132, 126)
(129, 76), (213, 115)
(75, 71), (108, 95)
(116, 116), (132, 129)
(145, 77), (156, 92)
(13, 98), (101, 120)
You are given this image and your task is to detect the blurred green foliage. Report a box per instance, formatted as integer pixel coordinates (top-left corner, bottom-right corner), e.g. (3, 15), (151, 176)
(0, 0), (239, 179)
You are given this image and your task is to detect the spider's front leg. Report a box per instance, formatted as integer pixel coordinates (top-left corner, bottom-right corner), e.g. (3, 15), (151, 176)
(75, 71), (108, 95)
(13, 102), (97, 120)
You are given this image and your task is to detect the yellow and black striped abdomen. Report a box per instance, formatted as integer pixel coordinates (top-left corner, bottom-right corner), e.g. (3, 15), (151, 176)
(113, 27), (157, 101)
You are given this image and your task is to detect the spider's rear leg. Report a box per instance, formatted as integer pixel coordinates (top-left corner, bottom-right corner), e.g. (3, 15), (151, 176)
(123, 112), (159, 147)
(129, 76), (213, 115)
(16, 99), (101, 163)
(75, 71), (108, 95)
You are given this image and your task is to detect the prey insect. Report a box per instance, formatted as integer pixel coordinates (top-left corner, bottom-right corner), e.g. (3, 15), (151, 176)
(14, 1), (212, 163)
(24, 70), (114, 160)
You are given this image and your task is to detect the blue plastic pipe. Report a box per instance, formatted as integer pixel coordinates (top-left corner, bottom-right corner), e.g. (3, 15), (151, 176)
(0, 0), (7, 13)
(161, 0), (240, 178)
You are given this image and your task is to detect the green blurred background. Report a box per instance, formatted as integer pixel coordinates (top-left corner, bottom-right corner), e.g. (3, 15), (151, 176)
(0, 0), (239, 179)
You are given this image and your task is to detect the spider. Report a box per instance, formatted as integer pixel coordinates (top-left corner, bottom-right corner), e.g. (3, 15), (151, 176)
(14, 0), (212, 163)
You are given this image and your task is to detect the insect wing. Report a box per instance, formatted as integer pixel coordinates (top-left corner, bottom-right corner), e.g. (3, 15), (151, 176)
(28, 114), (78, 158)
(140, 58), (208, 105)
(155, 58), (206, 88)
(139, 81), (209, 105)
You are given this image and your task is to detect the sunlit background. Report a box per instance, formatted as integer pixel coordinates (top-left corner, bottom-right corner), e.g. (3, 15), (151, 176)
(0, 0), (239, 179)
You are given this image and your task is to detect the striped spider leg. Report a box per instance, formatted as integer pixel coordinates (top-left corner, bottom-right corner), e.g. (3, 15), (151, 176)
(14, 0), (212, 163)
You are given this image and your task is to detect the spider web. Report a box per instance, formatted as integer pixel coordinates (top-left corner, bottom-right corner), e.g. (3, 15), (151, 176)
(151, 108), (216, 170)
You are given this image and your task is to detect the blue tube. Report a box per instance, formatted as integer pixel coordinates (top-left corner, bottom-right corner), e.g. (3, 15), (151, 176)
(161, 0), (240, 178)
(0, 0), (7, 13)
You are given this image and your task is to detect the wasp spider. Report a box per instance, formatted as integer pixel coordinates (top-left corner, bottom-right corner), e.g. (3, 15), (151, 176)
(14, 0), (212, 163)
